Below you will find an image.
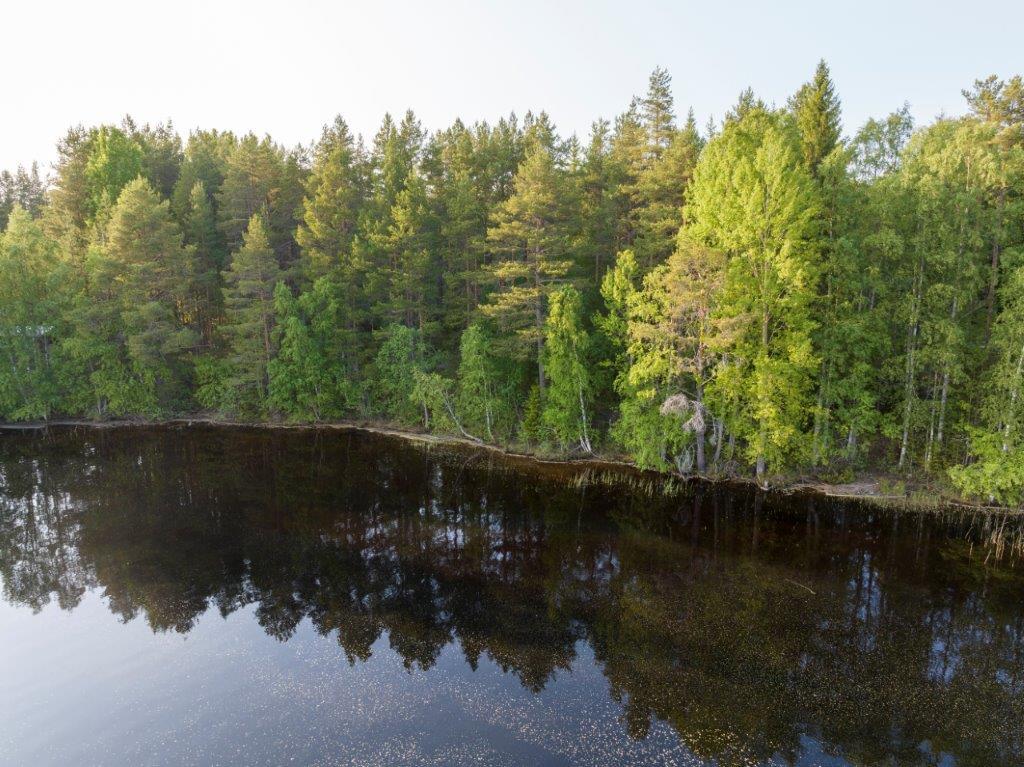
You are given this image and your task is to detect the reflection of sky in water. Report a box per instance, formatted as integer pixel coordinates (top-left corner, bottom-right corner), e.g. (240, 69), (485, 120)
(1, 591), (695, 766)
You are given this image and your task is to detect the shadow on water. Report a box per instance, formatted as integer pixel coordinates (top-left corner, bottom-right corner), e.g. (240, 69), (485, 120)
(1, 424), (1023, 766)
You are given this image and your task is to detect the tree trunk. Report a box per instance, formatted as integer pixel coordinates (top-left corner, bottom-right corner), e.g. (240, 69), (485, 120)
(986, 187), (1007, 337)
(577, 380), (592, 453)
(713, 418), (724, 466)
(811, 365), (826, 464)
(534, 268), (546, 394)
(899, 263), (924, 469)
(1002, 341), (1024, 453)
(934, 296), (958, 458)
(924, 370), (940, 470)
(694, 381), (706, 473)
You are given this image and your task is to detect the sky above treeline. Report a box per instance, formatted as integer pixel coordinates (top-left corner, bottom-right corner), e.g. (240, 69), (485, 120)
(5, 0), (1022, 172)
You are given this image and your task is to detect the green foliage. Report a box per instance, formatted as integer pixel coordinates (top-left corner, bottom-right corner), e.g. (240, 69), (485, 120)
(269, 279), (358, 420)
(0, 208), (64, 419)
(183, 180), (225, 342)
(371, 324), (425, 424)
(8, 67), (1024, 499)
(217, 133), (304, 273)
(457, 324), (515, 441)
(218, 214), (281, 415)
(84, 125), (144, 223)
(951, 267), (1024, 504)
(520, 385), (546, 445)
(483, 142), (574, 386)
(687, 109), (820, 478)
(611, 262), (691, 471)
(596, 250), (639, 375)
(542, 286), (594, 452)
(296, 117), (366, 280)
(790, 60), (842, 175)
(410, 370), (458, 432)
(950, 429), (1024, 505)
(61, 178), (196, 416)
(193, 354), (231, 411)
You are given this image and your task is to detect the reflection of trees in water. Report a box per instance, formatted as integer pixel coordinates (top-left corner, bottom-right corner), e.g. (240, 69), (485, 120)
(1, 425), (1022, 766)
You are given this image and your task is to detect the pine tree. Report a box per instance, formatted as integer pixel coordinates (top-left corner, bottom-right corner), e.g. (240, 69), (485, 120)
(296, 117), (366, 280)
(43, 127), (94, 257)
(609, 100), (646, 248)
(108, 178), (196, 408)
(576, 120), (620, 287)
(641, 67), (677, 158)
(60, 178), (196, 415)
(132, 120), (183, 200)
(171, 129), (235, 223)
(218, 134), (302, 271)
(219, 214), (281, 414)
(359, 111), (428, 334)
(183, 181), (224, 344)
(0, 164), (46, 231)
(634, 109), (703, 267)
(374, 169), (438, 334)
(427, 122), (491, 344)
(483, 142), (574, 392)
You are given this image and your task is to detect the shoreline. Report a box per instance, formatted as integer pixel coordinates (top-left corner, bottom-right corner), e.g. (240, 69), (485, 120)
(1, 416), (1017, 515)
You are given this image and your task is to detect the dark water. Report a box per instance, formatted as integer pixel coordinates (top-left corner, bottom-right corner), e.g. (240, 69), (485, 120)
(0, 425), (1022, 767)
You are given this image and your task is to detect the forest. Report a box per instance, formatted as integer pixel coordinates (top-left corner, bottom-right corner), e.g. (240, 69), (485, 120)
(1, 63), (1023, 499)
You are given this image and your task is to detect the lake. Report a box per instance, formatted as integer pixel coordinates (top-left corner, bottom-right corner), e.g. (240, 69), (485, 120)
(0, 424), (1022, 766)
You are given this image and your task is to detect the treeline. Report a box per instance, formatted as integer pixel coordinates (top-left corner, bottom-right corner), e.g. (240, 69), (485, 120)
(2, 64), (1023, 498)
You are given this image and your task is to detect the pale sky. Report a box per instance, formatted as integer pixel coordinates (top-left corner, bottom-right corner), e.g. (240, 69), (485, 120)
(5, 0), (1023, 173)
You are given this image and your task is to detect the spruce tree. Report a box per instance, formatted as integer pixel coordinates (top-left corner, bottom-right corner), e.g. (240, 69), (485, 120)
(542, 285), (594, 452)
(790, 60), (842, 177)
(269, 279), (357, 420)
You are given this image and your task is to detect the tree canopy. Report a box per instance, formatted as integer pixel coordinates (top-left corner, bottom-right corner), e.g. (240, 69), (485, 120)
(4, 65), (1024, 498)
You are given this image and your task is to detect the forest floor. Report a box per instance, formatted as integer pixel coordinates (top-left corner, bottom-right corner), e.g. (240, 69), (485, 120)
(0, 415), (1016, 514)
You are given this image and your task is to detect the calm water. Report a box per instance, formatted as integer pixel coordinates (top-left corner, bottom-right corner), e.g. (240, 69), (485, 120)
(0, 425), (1022, 767)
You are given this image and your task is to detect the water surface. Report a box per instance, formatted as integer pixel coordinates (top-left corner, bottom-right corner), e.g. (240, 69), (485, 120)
(1, 425), (1022, 766)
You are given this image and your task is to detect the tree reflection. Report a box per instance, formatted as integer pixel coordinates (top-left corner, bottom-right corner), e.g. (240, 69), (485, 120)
(1, 425), (1022, 766)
